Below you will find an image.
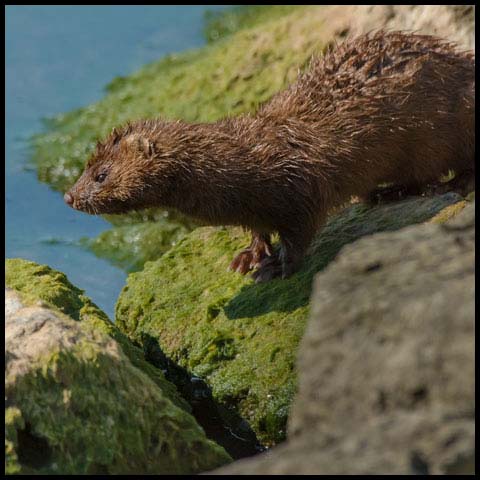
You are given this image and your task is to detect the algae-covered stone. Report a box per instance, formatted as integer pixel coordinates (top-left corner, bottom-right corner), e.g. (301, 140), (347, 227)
(80, 219), (190, 273)
(203, 5), (302, 44)
(5, 258), (188, 412)
(115, 193), (464, 446)
(5, 288), (231, 475)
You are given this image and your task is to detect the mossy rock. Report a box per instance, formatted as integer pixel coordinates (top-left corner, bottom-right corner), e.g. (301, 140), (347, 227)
(5, 258), (188, 412)
(203, 5), (304, 44)
(80, 219), (191, 273)
(5, 287), (231, 474)
(115, 193), (465, 446)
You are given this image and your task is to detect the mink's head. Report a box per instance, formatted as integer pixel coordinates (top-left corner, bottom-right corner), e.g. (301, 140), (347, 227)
(64, 122), (176, 215)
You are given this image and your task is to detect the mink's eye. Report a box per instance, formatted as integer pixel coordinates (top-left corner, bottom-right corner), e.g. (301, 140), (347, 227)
(96, 173), (107, 183)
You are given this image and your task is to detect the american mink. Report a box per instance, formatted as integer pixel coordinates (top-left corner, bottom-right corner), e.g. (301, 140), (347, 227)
(65, 31), (475, 282)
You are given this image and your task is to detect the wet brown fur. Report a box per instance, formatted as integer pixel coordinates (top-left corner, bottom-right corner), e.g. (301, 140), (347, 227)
(67, 31), (475, 282)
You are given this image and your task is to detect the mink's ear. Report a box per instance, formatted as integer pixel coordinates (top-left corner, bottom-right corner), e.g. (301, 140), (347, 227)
(111, 127), (122, 145)
(125, 134), (156, 157)
(137, 136), (156, 157)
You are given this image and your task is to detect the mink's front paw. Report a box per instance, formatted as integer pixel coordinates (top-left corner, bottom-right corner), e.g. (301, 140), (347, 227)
(229, 249), (257, 274)
(229, 238), (273, 275)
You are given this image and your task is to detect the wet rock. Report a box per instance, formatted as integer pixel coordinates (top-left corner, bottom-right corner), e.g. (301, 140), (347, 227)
(326, 5), (475, 51)
(5, 276), (231, 474)
(5, 258), (189, 411)
(212, 203), (474, 474)
(80, 218), (191, 273)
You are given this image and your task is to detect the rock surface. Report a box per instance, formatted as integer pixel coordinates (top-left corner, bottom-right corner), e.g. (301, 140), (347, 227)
(5, 271), (231, 475)
(115, 193), (467, 446)
(80, 217), (191, 273)
(324, 4), (475, 51)
(5, 258), (189, 411)
(211, 203), (475, 474)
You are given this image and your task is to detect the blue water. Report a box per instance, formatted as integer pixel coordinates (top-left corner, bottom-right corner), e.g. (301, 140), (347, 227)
(5, 5), (230, 318)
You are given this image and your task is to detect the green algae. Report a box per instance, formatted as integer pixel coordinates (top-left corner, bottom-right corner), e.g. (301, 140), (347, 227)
(5, 258), (189, 412)
(203, 5), (303, 43)
(80, 219), (190, 273)
(5, 310), (231, 474)
(5, 407), (24, 475)
(115, 193), (464, 446)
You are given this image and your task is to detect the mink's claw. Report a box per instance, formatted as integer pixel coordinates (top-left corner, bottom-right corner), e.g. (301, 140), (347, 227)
(229, 249), (256, 275)
(230, 238), (274, 276)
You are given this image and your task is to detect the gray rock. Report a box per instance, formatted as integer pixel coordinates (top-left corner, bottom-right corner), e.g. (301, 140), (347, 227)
(212, 203), (474, 474)
(327, 5), (475, 51)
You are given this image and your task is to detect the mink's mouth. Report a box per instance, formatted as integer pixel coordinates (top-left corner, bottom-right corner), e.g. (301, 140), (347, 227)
(71, 197), (132, 215)
(71, 200), (100, 215)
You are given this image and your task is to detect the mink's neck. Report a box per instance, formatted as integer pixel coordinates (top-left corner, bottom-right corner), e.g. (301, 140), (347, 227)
(147, 115), (336, 228)
(156, 117), (261, 225)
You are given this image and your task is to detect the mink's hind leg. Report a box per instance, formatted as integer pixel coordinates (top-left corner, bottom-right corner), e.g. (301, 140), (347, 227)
(367, 170), (475, 205)
(229, 231), (273, 275)
(251, 255), (283, 283)
(425, 169), (475, 197)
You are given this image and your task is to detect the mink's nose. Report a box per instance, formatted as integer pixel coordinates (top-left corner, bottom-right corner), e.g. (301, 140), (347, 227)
(64, 192), (74, 206)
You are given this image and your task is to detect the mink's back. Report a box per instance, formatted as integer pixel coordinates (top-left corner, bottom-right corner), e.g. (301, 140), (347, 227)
(250, 31), (474, 208)
(261, 30), (474, 120)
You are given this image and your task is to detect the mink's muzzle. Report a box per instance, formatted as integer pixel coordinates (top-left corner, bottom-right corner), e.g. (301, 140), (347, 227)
(63, 187), (95, 214)
(64, 192), (74, 206)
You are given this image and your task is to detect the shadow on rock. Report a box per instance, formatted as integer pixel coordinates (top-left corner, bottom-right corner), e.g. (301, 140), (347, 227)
(225, 193), (463, 319)
(141, 333), (265, 460)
